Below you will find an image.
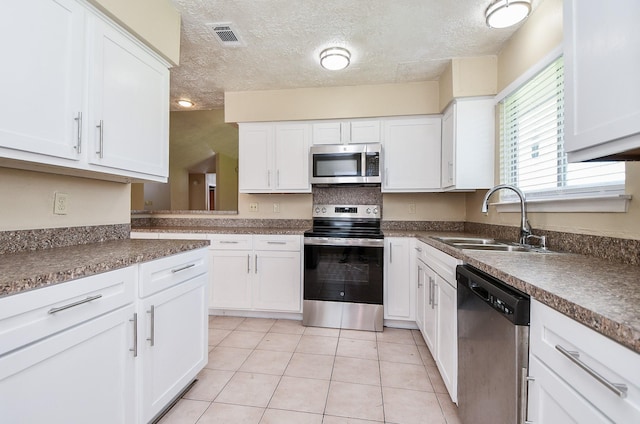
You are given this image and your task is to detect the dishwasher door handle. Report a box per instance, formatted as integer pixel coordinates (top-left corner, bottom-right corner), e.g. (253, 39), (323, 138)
(469, 282), (491, 302)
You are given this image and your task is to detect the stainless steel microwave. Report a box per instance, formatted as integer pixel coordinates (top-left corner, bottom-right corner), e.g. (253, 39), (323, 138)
(310, 143), (382, 184)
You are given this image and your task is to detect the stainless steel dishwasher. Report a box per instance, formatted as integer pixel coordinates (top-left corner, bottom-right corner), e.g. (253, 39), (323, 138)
(456, 265), (530, 424)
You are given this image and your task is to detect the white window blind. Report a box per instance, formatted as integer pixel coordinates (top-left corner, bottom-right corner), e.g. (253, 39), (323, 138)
(499, 56), (625, 201)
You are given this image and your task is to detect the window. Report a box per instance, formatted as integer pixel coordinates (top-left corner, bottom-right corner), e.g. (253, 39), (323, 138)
(499, 56), (625, 202)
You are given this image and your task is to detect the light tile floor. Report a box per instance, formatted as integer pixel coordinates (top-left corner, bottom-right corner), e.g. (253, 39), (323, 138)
(159, 317), (462, 424)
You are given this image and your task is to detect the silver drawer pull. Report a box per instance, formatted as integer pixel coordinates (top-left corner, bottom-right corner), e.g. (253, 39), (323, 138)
(267, 241), (287, 245)
(414, 247), (423, 252)
(48, 294), (102, 314)
(171, 263), (195, 273)
(555, 344), (628, 398)
(220, 240), (239, 244)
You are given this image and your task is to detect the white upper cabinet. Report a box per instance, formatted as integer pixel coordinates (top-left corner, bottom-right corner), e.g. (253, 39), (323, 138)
(564, 0), (640, 161)
(441, 98), (495, 190)
(239, 122), (311, 193)
(88, 15), (169, 180)
(312, 119), (381, 145)
(0, 0), (85, 161)
(382, 116), (442, 192)
(0, 0), (170, 182)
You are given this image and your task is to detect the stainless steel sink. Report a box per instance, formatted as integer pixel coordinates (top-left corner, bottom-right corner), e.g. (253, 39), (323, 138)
(432, 236), (552, 253)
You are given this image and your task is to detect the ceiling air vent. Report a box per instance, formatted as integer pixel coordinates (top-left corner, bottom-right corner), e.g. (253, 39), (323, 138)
(208, 22), (245, 47)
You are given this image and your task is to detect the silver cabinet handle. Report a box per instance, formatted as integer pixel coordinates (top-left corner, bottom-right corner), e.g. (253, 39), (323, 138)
(220, 240), (239, 244)
(389, 243), (393, 263)
(255, 254), (258, 274)
(432, 282), (437, 309)
(171, 263), (195, 273)
(96, 120), (104, 158)
(417, 266), (423, 288)
(277, 169), (280, 187)
(247, 254), (251, 273)
(448, 161), (453, 183)
(48, 294), (102, 314)
(428, 277), (434, 306)
(414, 247), (422, 252)
(555, 344), (628, 398)
(130, 313), (138, 357)
(267, 170), (271, 187)
(267, 241), (287, 245)
(147, 305), (155, 347)
(74, 112), (82, 153)
(385, 168), (389, 186)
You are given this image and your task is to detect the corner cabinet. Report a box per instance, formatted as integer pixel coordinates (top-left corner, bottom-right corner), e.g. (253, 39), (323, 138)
(564, 0), (640, 161)
(238, 122), (311, 193)
(441, 98), (495, 190)
(526, 300), (640, 424)
(382, 116), (442, 192)
(0, 0), (170, 183)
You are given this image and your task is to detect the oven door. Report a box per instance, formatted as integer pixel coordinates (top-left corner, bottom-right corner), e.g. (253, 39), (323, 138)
(303, 237), (383, 305)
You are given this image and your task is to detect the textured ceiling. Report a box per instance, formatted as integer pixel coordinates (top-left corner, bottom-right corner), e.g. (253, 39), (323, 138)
(168, 0), (537, 111)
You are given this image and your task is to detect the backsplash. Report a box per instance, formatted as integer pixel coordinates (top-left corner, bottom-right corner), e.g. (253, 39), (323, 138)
(312, 186), (382, 205)
(382, 220), (464, 232)
(465, 222), (640, 266)
(0, 224), (130, 254)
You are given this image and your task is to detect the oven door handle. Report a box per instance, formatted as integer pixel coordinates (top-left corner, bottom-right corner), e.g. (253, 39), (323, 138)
(304, 237), (384, 248)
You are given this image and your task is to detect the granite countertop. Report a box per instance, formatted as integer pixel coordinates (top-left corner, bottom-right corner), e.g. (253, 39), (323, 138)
(386, 230), (640, 354)
(0, 239), (210, 298)
(131, 226), (308, 235)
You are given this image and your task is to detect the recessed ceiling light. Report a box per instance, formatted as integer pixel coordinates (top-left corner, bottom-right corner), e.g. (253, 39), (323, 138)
(485, 0), (531, 29)
(177, 99), (194, 108)
(320, 47), (351, 71)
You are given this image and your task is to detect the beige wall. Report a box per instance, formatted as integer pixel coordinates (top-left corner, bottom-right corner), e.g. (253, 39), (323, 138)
(0, 168), (130, 231)
(383, 193), (466, 221)
(88, 0), (181, 65)
(470, 0), (640, 240)
(439, 57), (498, 111)
(216, 154), (239, 211)
(225, 82), (440, 123)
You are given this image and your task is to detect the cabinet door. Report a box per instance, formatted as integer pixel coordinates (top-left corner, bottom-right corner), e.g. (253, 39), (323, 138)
(349, 120), (381, 143)
(0, 305), (136, 424)
(527, 355), (611, 424)
(312, 122), (342, 145)
(239, 124), (273, 192)
(139, 274), (208, 423)
(415, 260), (427, 332)
(384, 238), (413, 320)
(209, 250), (253, 309)
(253, 250), (302, 312)
(422, 265), (438, 355)
(274, 123), (311, 192)
(89, 16), (169, 180)
(564, 0), (640, 161)
(436, 278), (457, 403)
(383, 116), (441, 192)
(0, 0), (84, 161)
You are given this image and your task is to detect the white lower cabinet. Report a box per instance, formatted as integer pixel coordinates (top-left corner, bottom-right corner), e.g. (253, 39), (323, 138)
(383, 237), (414, 322)
(414, 240), (461, 403)
(209, 234), (302, 313)
(527, 299), (640, 424)
(0, 248), (209, 424)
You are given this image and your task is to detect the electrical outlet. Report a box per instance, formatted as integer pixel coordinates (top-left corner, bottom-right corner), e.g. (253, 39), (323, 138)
(249, 202), (259, 212)
(54, 192), (69, 215)
(409, 203), (416, 214)
(273, 203), (280, 213)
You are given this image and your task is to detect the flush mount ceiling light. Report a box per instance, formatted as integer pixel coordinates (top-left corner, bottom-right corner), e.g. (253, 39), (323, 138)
(485, 0), (531, 29)
(177, 99), (194, 108)
(319, 47), (351, 71)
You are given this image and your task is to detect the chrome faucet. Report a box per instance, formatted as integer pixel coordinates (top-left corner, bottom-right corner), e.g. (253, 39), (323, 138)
(481, 184), (531, 245)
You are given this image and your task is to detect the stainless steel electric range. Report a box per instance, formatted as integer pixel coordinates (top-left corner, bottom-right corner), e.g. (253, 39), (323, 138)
(303, 204), (384, 331)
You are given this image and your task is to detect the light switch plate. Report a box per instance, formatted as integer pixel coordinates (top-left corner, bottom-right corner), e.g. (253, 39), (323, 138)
(54, 192), (69, 215)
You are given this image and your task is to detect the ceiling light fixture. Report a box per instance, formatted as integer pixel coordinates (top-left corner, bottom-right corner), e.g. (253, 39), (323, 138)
(319, 47), (351, 71)
(177, 99), (194, 108)
(485, 0), (531, 29)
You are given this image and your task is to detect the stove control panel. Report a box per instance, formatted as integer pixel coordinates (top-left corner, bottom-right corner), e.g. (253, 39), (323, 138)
(312, 204), (381, 219)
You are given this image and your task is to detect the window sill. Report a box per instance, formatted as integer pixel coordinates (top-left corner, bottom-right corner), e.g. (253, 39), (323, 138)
(492, 194), (632, 213)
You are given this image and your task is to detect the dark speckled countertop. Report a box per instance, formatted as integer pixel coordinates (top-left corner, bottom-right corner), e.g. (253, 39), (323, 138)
(0, 239), (210, 298)
(385, 230), (640, 354)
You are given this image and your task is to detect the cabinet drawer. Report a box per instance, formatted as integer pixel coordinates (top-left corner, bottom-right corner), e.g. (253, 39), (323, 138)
(208, 234), (253, 250)
(0, 266), (135, 356)
(139, 249), (207, 298)
(530, 300), (640, 423)
(254, 234), (301, 251)
(424, 243), (460, 286)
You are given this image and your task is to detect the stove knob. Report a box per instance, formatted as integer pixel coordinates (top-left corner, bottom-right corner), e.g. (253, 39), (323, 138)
(373, 207), (379, 214)
(315, 207), (320, 214)
(366, 208), (372, 214)
(321, 207), (327, 213)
